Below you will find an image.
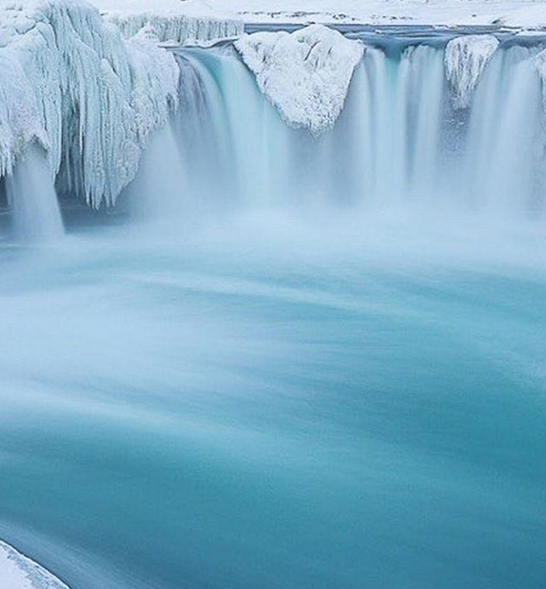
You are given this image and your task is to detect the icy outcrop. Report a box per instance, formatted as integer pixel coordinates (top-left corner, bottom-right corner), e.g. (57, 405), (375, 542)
(97, 0), (243, 44)
(0, 539), (70, 589)
(234, 25), (364, 134)
(0, 0), (179, 208)
(106, 13), (242, 45)
(445, 34), (499, 109)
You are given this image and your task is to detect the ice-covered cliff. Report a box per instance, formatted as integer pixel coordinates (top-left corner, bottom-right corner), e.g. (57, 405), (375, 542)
(235, 25), (364, 134)
(0, 0), (180, 208)
(97, 0), (243, 44)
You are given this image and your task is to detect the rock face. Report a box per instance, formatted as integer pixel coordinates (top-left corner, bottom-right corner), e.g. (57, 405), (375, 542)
(235, 24), (364, 134)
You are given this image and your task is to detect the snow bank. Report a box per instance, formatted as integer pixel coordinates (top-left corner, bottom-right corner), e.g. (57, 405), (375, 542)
(0, 539), (70, 589)
(0, 0), (179, 208)
(235, 25), (363, 133)
(445, 35), (499, 109)
(206, 0), (543, 27)
(492, 5), (546, 29)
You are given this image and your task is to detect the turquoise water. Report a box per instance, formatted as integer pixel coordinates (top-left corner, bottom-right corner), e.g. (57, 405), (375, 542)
(0, 213), (545, 588)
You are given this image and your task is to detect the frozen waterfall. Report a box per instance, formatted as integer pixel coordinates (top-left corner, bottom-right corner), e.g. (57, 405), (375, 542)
(167, 29), (546, 221)
(2, 14), (546, 238)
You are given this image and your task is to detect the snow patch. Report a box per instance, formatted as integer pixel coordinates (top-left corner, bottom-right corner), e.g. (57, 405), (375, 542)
(235, 24), (364, 133)
(492, 5), (546, 29)
(445, 35), (499, 109)
(0, 539), (70, 589)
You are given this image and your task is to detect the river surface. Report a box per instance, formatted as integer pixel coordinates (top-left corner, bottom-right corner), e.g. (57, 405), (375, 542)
(0, 212), (545, 589)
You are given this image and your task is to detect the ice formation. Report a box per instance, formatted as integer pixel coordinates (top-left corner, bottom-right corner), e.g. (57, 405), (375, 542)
(445, 34), (499, 109)
(234, 25), (364, 134)
(100, 0), (243, 45)
(0, 0), (179, 208)
(0, 540), (70, 589)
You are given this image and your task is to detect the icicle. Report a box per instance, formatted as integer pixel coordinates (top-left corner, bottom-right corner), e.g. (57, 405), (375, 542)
(0, 0), (180, 208)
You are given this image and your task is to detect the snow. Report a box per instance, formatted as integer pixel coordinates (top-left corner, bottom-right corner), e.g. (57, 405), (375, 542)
(0, 0), (179, 208)
(493, 5), (546, 28)
(445, 34), (499, 109)
(0, 539), (70, 589)
(204, 0), (546, 27)
(235, 24), (363, 133)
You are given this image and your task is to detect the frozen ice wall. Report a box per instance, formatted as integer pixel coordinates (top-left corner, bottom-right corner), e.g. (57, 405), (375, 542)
(0, 0), (180, 216)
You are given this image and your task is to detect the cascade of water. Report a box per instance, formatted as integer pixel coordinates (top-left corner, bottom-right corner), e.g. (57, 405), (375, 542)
(173, 50), (235, 208)
(465, 46), (545, 218)
(408, 45), (446, 201)
(5, 143), (64, 242)
(171, 37), (546, 222)
(126, 121), (187, 221)
(175, 47), (292, 210)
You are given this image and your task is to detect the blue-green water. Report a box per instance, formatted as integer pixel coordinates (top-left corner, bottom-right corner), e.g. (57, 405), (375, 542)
(0, 214), (545, 588)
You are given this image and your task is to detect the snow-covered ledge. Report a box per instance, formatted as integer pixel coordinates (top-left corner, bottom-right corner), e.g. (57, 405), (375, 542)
(0, 540), (70, 589)
(235, 25), (364, 134)
(96, 0), (243, 44)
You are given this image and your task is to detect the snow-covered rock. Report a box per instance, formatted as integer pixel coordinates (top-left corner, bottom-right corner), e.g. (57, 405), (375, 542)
(235, 24), (364, 134)
(445, 35), (499, 109)
(98, 0), (243, 44)
(0, 0), (179, 208)
(0, 539), (70, 589)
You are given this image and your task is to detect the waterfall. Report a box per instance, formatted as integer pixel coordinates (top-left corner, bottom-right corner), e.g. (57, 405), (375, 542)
(5, 144), (64, 242)
(168, 34), (546, 222)
(126, 121), (188, 221)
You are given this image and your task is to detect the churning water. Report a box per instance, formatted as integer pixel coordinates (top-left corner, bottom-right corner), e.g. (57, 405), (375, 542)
(0, 27), (545, 589)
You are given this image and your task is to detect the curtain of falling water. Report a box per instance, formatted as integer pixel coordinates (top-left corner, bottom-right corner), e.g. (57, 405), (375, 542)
(5, 143), (64, 242)
(167, 41), (546, 221)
